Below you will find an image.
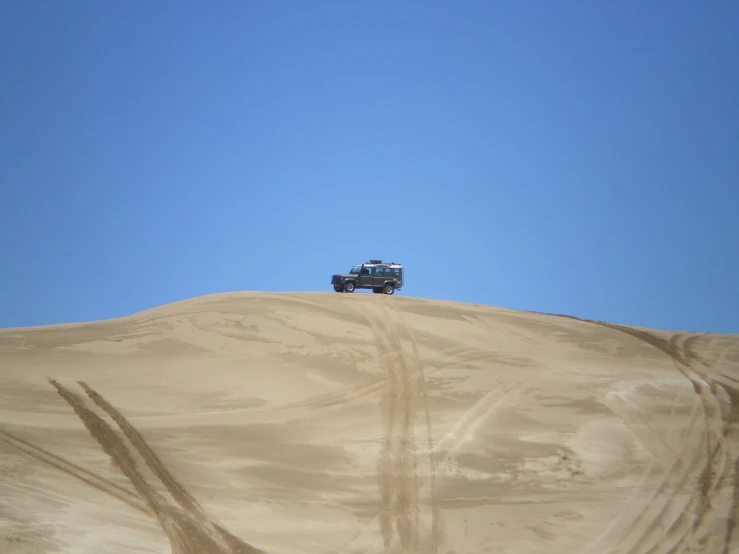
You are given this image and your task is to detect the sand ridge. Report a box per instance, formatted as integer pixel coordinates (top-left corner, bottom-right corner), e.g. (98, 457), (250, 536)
(1, 292), (738, 553)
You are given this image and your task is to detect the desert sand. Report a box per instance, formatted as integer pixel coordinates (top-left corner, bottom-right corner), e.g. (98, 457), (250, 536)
(1, 291), (738, 554)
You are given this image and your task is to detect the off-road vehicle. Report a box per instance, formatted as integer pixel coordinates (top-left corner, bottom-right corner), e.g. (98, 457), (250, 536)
(331, 260), (403, 295)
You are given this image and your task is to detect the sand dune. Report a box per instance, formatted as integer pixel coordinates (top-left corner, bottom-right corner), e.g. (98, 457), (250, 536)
(1, 292), (738, 554)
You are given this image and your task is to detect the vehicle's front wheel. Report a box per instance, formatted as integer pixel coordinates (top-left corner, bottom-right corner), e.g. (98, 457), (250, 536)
(344, 282), (355, 293)
(333, 285), (342, 292)
(383, 283), (395, 295)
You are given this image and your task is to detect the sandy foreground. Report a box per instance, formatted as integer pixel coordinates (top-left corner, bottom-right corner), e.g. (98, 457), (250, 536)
(1, 292), (738, 554)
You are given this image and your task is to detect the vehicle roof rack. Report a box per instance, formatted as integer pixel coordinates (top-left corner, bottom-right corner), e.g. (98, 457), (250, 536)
(367, 259), (382, 264)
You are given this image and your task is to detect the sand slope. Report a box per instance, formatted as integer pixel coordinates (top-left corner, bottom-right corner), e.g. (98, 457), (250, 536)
(1, 292), (738, 554)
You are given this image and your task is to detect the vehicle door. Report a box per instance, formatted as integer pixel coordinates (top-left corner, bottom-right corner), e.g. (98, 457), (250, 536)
(357, 266), (373, 287)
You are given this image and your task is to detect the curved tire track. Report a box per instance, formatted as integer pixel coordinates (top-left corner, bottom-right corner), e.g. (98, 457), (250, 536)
(576, 320), (738, 554)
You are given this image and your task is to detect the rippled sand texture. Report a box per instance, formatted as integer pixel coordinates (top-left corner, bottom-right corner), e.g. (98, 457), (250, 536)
(1, 292), (738, 554)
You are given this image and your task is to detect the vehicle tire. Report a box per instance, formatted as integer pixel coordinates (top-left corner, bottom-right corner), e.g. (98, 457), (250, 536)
(372, 288), (380, 294)
(383, 283), (395, 295)
(334, 285), (342, 292)
(344, 282), (355, 293)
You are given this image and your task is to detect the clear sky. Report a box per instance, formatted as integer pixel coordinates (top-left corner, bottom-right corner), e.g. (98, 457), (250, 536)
(1, 1), (737, 334)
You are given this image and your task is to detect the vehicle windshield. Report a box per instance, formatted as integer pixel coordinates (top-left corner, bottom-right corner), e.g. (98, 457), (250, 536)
(349, 265), (361, 274)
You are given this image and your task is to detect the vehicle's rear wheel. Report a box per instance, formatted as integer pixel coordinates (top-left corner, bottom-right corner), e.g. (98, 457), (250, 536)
(383, 283), (395, 295)
(344, 282), (355, 293)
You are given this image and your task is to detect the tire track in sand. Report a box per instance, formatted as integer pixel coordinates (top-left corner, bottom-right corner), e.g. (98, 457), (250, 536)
(615, 332), (732, 554)
(343, 298), (439, 554)
(20, 379), (268, 554)
(392, 303), (441, 554)
(579, 321), (737, 554)
(367, 300), (426, 554)
(659, 335), (733, 554)
(0, 428), (146, 515)
(678, 334), (739, 554)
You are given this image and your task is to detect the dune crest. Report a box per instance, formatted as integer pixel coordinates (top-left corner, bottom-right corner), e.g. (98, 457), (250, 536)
(1, 292), (738, 553)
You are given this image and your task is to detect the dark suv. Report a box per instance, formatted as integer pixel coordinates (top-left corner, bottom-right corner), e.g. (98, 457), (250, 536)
(331, 260), (403, 295)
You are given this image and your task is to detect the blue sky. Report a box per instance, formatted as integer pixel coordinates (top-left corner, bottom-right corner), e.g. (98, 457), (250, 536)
(1, 1), (737, 333)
